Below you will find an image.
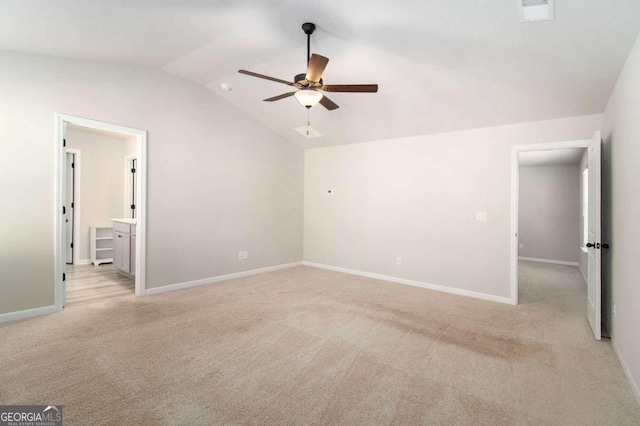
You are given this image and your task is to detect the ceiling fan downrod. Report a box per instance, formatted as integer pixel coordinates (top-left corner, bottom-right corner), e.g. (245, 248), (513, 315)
(301, 22), (316, 67)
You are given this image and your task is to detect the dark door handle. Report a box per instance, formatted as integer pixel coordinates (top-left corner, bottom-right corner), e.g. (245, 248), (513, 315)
(587, 242), (609, 249)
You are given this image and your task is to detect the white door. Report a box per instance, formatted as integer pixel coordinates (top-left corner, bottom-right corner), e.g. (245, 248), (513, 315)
(61, 123), (68, 308)
(66, 152), (75, 264)
(586, 131), (602, 340)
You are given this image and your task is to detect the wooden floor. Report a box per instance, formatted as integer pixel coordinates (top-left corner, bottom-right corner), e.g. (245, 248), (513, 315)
(66, 263), (134, 306)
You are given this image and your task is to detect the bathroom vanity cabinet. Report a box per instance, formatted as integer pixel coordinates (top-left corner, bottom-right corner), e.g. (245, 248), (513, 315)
(112, 219), (136, 277)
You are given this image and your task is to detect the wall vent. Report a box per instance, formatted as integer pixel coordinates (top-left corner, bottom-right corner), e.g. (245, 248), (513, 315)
(518, 0), (554, 22)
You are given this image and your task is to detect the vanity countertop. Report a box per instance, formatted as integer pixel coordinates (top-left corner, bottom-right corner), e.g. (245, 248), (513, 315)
(112, 218), (137, 225)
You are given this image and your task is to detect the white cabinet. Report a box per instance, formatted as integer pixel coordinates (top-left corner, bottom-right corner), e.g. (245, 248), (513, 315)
(91, 226), (114, 266)
(113, 220), (136, 277)
(114, 231), (131, 273)
(131, 234), (136, 274)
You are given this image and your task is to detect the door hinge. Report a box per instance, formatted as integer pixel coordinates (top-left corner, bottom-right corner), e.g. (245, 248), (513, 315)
(71, 202), (74, 208)
(131, 204), (136, 210)
(70, 242), (73, 248)
(62, 206), (66, 214)
(63, 273), (66, 281)
(131, 168), (136, 173)
(71, 162), (75, 168)
(63, 138), (66, 147)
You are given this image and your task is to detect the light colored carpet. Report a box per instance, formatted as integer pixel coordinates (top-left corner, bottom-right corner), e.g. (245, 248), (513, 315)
(66, 264), (134, 306)
(1, 261), (639, 425)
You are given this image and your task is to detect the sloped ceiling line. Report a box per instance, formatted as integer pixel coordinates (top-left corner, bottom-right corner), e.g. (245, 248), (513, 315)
(0, 0), (638, 148)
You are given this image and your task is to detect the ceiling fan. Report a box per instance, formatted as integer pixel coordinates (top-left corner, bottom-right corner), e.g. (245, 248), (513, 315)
(238, 22), (378, 111)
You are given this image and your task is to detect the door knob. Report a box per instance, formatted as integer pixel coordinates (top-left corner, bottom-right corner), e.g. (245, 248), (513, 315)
(586, 242), (596, 248)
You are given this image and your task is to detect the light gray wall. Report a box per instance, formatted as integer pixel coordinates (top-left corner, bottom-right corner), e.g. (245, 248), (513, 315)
(0, 51), (303, 314)
(67, 129), (129, 261)
(602, 33), (640, 400)
(518, 164), (580, 263)
(578, 150), (588, 280)
(304, 114), (602, 299)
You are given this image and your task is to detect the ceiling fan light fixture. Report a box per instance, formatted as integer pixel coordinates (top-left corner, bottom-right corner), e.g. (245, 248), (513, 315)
(294, 89), (323, 108)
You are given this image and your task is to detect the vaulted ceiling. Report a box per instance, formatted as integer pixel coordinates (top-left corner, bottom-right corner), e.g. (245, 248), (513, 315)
(1, 0), (639, 148)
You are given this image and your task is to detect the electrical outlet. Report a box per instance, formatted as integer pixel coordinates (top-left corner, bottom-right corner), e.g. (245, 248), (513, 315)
(613, 303), (616, 317)
(396, 257), (402, 265)
(243, 251), (248, 259)
(476, 211), (487, 222)
(519, 243), (524, 249)
(238, 251), (244, 260)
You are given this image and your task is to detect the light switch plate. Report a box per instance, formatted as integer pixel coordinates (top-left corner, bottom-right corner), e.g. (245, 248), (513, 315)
(476, 212), (487, 222)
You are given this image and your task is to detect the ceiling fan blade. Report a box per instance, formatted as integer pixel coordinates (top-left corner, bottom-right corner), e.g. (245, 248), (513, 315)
(319, 95), (339, 111)
(263, 92), (296, 102)
(323, 84), (378, 93)
(238, 70), (294, 86)
(305, 54), (329, 83)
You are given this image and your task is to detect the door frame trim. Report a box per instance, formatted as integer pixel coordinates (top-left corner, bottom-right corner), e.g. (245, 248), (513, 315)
(510, 138), (592, 305)
(55, 113), (148, 311)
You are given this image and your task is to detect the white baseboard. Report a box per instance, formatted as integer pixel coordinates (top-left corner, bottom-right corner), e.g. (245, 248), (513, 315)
(76, 259), (92, 265)
(611, 337), (640, 407)
(578, 263), (587, 285)
(302, 261), (513, 305)
(518, 257), (579, 266)
(144, 261), (303, 296)
(0, 305), (60, 324)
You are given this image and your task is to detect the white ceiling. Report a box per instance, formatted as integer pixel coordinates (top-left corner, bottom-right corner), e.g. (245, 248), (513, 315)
(519, 147), (585, 166)
(1, 0), (639, 148)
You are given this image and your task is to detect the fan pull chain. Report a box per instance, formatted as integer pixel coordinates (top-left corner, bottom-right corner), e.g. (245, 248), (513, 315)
(307, 109), (311, 136)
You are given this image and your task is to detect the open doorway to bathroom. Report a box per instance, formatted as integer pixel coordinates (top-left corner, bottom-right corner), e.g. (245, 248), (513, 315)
(55, 114), (147, 310)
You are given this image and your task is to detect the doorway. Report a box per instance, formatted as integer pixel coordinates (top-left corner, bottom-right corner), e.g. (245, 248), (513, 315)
(55, 114), (147, 310)
(510, 132), (602, 340)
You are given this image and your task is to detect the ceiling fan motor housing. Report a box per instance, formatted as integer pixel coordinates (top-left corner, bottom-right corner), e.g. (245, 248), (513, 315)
(294, 73), (323, 87)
